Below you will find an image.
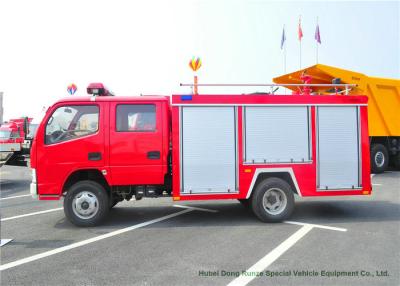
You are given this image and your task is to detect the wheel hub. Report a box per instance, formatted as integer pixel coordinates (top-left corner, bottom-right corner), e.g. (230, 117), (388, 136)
(267, 195), (277, 205)
(72, 191), (99, 220)
(81, 201), (89, 210)
(262, 188), (287, 215)
(375, 151), (385, 168)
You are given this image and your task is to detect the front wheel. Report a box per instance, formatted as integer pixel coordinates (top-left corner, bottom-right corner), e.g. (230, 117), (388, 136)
(251, 178), (295, 222)
(64, 180), (109, 227)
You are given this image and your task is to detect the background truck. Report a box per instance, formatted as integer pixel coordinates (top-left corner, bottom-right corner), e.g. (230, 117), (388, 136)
(273, 64), (400, 173)
(0, 117), (37, 167)
(30, 83), (371, 226)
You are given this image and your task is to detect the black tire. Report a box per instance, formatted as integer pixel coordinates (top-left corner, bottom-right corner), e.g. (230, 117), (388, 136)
(371, 144), (389, 174)
(250, 178), (295, 223)
(238, 199), (250, 208)
(393, 153), (400, 170)
(64, 180), (109, 227)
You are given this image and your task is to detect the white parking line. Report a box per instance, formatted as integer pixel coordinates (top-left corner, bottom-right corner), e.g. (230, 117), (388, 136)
(228, 225), (314, 286)
(0, 208), (194, 271)
(173, 204), (219, 213)
(228, 221), (347, 286)
(370, 174), (382, 186)
(0, 194), (31, 201)
(0, 204), (217, 222)
(284, 221), (347, 232)
(0, 239), (13, 247)
(1, 208), (64, 222)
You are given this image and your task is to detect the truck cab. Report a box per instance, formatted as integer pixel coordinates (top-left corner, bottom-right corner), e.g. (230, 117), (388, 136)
(30, 86), (171, 226)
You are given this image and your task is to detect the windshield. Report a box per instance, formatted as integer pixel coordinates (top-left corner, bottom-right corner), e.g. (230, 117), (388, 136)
(0, 130), (19, 139)
(45, 105), (99, 144)
(0, 130), (11, 138)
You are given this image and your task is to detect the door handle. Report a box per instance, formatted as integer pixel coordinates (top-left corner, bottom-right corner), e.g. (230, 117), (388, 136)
(147, 151), (160, 160)
(88, 152), (102, 161)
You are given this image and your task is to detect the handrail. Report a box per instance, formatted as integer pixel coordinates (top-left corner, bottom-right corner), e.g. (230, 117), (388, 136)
(180, 83), (357, 95)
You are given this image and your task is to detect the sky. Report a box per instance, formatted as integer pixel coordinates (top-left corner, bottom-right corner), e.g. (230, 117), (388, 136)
(0, 0), (399, 121)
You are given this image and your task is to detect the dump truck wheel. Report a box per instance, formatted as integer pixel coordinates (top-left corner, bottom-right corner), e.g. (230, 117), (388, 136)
(251, 178), (294, 222)
(393, 153), (400, 170)
(64, 180), (109, 227)
(371, 144), (389, 173)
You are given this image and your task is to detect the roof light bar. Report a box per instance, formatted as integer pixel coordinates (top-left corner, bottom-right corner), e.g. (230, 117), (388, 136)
(87, 83), (114, 96)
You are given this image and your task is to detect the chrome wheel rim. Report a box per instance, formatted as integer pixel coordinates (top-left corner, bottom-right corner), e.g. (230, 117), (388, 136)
(262, 188), (287, 215)
(72, 191), (99, 220)
(375, 151), (385, 168)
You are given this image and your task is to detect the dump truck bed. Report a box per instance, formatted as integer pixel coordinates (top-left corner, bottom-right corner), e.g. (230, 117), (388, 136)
(273, 64), (400, 137)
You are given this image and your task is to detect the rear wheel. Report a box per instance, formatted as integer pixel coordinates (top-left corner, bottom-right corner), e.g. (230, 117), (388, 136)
(64, 180), (109, 227)
(250, 178), (295, 222)
(371, 144), (389, 173)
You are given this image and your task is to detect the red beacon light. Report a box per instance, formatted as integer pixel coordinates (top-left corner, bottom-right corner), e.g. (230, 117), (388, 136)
(87, 83), (114, 96)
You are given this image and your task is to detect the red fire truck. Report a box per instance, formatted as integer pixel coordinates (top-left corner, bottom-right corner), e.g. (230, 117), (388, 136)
(0, 117), (35, 167)
(30, 83), (371, 226)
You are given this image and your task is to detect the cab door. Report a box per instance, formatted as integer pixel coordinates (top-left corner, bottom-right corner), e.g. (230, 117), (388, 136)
(109, 102), (164, 185)
(37, 103), (105, 195)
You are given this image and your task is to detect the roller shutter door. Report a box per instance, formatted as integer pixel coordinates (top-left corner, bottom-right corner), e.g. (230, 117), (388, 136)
(244, 106), (310, 163)
(181, 107), (237, 193)
(317, 106), (360, 189)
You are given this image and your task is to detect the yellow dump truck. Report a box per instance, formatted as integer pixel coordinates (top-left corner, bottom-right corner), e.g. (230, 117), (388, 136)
(273, 64), (400, 173)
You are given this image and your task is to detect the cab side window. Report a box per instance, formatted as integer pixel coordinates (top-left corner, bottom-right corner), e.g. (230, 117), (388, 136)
(45, 105), (99, 145)
(116, 104), (156, 132)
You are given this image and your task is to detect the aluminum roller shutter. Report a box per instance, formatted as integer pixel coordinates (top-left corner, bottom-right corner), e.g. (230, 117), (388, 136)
(244, 106), (310, 163)
(181, 107), (237, 193)
(317, 106), (360, 189)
